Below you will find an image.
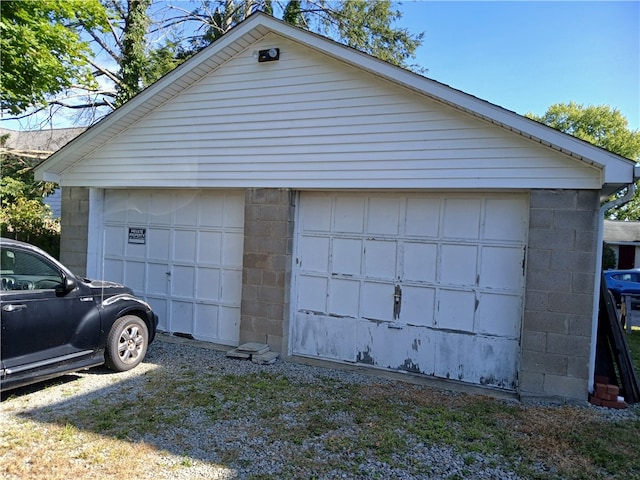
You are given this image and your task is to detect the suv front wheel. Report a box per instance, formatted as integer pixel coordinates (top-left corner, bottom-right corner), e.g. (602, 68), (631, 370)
(105, 315), (149, 372)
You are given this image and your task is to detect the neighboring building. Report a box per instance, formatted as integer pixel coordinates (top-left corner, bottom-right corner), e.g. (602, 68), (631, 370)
(0, 127), (86, 152)
(604, 220), (640, 269)
(1, 127), (86, 217)
(35, 13), (638, 403)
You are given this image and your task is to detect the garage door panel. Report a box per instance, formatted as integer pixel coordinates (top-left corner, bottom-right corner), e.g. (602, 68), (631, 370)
(103, 189), (243, 346)
(438, 289), (476, 332)
(198, 231), (222, 264)
(356, 322), (436, 374)
(147, 263), (169, 294)
(171, 301), (194, 333)
(293, 192), (527, 391)
(194, 304), (219, 339)
(127, 191), (149, 224)
(294, 312), (356, 361)
(440, 244), (478, 286)
(125, 240), (146, 259)
(364, 240), (397, 279)
(149, 192), (173, 224)
(484, 198), (529, 242)
(124, 261), (145, 292)
(434, 331), (519, 388)
(105, 226), (125, 255)
(300, 194), (332, 231)
(443, 198), (481, 239)
(361, 282), (394, 321)
(331, 238), (362, 275)
(223, 195), (246, 228)
(147, 297), (168, 331)
(197, 268), (221, 301)
(104, 195), (127, 222)
(222, 269), (243, 304)
(405, 198), (441, 237)
(198, 195), (225, 227)
(367, 197), (401, 235)
(480, 246), (524, 290)
(403, 242), (437, 282)
(334, 197), (365, 233)
(173, 230), (197, 263)
(297, 275), (328, 313)
(401, 285), (435, 327)
(147, 228), (170, 260)
(104, 259), (123, 284)
(475, 292), (522, 338)
(223, 232), (245, 267)
(174, 192), (199, 226)
(218, 306), (240, 343)
(328, 278), (360, 318)
(172, 266), (195, 298)
(299, 236), (330, 273)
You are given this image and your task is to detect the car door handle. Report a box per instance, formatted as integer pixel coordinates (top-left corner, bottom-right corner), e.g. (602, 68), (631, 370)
(2, 304), (27, 312)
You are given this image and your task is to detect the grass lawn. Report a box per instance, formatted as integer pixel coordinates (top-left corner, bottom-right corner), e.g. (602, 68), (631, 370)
(1, 334), (639, 480)
(627, 327), (640, 375)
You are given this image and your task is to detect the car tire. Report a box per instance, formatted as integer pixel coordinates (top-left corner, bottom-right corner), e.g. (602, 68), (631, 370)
(105, 315), (149, 372)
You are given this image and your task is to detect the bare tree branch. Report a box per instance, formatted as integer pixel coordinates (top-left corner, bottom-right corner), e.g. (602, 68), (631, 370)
(79, 19), (121, 62)
(48, 99), (112, 110)
(88, 59), (121, 86)
(106, 0), (126, 19)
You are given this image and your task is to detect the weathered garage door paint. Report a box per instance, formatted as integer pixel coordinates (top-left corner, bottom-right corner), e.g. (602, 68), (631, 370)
(292, 192), (528, 390)
(102, 189), (244, 345)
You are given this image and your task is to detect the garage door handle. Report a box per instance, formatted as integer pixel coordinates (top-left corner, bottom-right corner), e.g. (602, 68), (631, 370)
(2, 304), (26, 312)
(393, 285), (402, 319)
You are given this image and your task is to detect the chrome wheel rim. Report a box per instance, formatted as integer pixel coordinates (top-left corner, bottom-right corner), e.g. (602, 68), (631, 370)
(117, 325), (144, 364)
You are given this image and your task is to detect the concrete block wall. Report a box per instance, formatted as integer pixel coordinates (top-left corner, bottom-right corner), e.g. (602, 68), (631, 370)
(60, 187), (90, 276)
(521, 189), (600, 403)
(239, 188), (294, 354)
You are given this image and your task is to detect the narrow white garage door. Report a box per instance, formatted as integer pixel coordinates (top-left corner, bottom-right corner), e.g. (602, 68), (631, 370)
(293, 192), (528, 390)
(102, 190), (244, 345)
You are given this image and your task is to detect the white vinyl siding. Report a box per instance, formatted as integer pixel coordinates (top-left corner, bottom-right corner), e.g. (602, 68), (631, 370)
(61, 35), (599, 190)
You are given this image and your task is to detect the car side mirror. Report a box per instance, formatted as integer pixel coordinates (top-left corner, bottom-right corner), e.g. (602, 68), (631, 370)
(56, 275), (76, 296)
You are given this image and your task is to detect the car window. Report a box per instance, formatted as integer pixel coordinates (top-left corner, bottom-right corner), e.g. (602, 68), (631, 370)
(612, 273), (633, 281)
(0, 247), (63, 291)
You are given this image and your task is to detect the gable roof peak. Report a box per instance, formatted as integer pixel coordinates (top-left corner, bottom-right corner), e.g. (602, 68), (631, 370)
(35, 11), (636, 194)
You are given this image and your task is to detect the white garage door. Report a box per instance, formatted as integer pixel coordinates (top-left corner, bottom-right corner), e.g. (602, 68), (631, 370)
(102, 189), (244, 345)
(293, 192), (528, 390)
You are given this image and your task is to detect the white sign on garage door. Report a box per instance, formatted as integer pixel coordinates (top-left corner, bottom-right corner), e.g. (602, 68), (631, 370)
(102, 190), (244, 345)
(293, 192), (528, 390)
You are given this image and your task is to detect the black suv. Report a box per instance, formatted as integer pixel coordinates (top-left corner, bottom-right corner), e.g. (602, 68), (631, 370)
(1, 238), (158, 391)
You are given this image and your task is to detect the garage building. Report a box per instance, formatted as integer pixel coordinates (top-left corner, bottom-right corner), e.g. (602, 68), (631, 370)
(36, 13), (638, 403)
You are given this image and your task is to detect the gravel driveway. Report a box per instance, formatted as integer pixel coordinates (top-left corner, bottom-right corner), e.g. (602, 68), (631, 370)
(1, 334), (636, 479)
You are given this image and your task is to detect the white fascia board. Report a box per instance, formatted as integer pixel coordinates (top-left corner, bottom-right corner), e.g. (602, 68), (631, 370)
(40, 171), (61, 183)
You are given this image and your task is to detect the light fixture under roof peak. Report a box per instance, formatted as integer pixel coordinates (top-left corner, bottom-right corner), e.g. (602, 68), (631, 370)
(258, 48), (280, 62)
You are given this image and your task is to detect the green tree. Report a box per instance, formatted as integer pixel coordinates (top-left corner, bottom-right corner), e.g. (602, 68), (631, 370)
(3, 0), (423, 126)
(0, 148), (60, 255)
(528, 102), (640, 220)
(173, 0), (424, 70)
(0, 0), (108, 115)
(117, 0), (153, 105)
(602, 242), (617, 269)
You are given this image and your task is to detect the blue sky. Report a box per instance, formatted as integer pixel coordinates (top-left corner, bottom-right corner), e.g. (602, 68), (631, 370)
(398, 1), (639, 129)
(2, 0), (638, 132)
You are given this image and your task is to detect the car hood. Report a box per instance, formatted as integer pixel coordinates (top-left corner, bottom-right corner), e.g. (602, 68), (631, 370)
(83, 278), (133, 296)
